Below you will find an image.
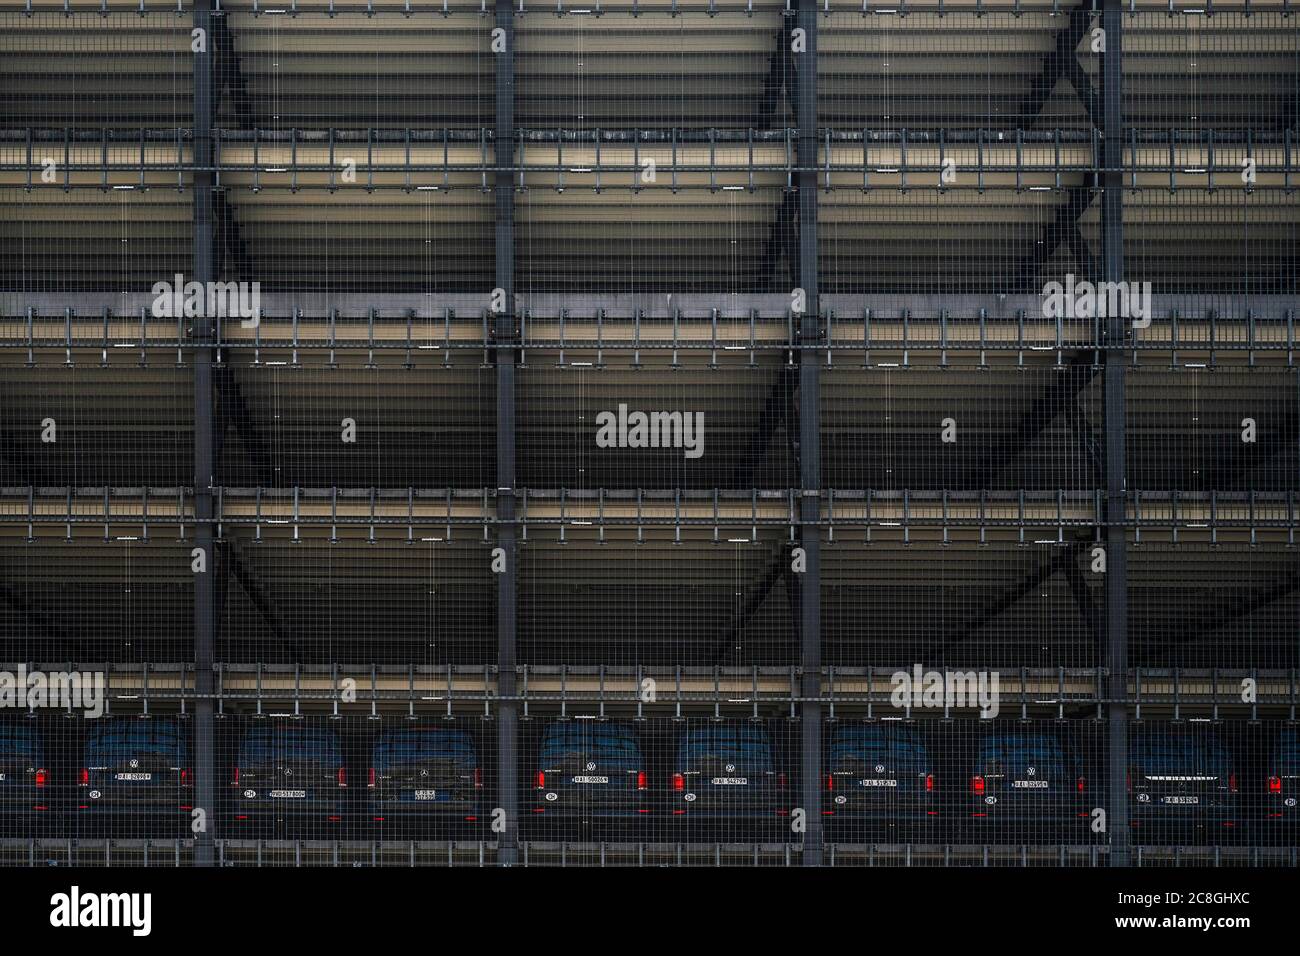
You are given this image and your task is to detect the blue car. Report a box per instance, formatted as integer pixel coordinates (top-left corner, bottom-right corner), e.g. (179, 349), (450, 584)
(966, 729), (1087, 841)
(1128, 726), (1239, 844)
(532, 721), (648, 835)
(78, 717), (191, 835)
(0, 720), (51, 832)
(369, 725), (483, 834)
(670, 722), (787, 839)
(231, 722), (347, 832)
(824, 723), (938, 839)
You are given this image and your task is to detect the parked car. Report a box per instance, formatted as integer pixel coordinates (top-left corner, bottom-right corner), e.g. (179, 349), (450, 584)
(1129, 726), (1239, 843)
(78, 717), (190, 835)
(966, 729), (1087, 841)
(824, 722), (938, 839)
(0, 720), (50, 833)
(231, 722), (347, 832)
(532, 721), (648, 835)
(369, 725), (482, 834)
(670, 722), (786, 839)
(1263, 725), (1300, 833)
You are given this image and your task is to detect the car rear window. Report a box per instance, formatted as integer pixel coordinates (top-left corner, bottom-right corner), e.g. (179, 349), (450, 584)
(1132, 734), (1229, 777)
(86, 721), (186, 758)
(679, 729), (774, 771)
(830, 726), (928, 770)
(375, 730), (476, 764)
(0, 723), (39, 756)
(240, 728), (343, 762)
(1273, 729), (1300, 773)
(540, 725), (642, 760)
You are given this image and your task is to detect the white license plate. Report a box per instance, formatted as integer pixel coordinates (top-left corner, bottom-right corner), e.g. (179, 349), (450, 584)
(571, 775), (609, 784)
(860, 779), (897, 787)
(115, 772), (152, 781)
(1162, 796), (1199, 805)
(711, 777), (748, 786)
(414, 789), (438, 800)
(0, 774), (6, 781)
(269, 789), (306, 799)
(1012, 780), (1048, 789)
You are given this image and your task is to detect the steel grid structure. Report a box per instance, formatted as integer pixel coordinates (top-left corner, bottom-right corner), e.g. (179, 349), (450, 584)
(0, 0), (1297, 868)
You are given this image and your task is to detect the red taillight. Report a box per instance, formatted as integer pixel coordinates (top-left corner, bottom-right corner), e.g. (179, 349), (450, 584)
(636, 771), (647, 791)
(672, 772), (684, 792)
(925, 773), (934, 792)
(232, 767), (240, 786)
(80, 768), (89, 786)
(1228, 773), (1238, 793)
(368, 767), (376, 789)
(777, 773), (787, 791)
(826, 774), (834, 791)
(181, 768), (192, 787)
(1126, 770), (1132, 792)
(1077, 776), (1086, 794)
(337, 766), (347, 788)
(474, 767), (483, 789)
(970, 775), (985, 795)
(35, 769), (47, 788)
(536, 771), (545, 789)
(1269, 775), (1282, 793)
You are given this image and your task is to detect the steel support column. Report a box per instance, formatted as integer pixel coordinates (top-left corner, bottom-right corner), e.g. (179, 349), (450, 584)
(192, 0), (217, 868)
(795, 0), (822, 866)
(1100, 0), (1129, 868)
(494, 0), (519, 867)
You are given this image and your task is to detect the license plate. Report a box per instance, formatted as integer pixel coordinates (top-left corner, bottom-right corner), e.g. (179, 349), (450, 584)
(571, 775), (609, 784)
(860, 779), (897, 787)
(269, 789), (306, 799)
(1162, 796), (1199, 805)
(711, 777), (747, 786)
(1012, 780), (1048, 789)
(0, 774), (6, 781)
(115, 772), (152, 781)
(414, 790), (438, 800)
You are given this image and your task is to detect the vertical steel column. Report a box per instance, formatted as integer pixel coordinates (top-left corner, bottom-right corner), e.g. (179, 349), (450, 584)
(1100, 0), (1130, 867)
(494, 0), (519, 867)
(192, 0), (218, 868)
(796, 0), (823, 866)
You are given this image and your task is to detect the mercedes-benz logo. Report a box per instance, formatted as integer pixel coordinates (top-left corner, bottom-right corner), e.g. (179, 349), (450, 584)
(283, 767), (292, 776)
(420, 769), (429, 777)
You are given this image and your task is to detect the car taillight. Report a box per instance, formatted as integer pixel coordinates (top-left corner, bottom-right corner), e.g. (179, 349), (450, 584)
(474, 767), (483, 789)
(1077, 776), (1085, 794)
(232, 767), (240, 786)
(337, 766), (347, 788)
(35, 769), (47, 788)
(536, 771), (545, 789)
(970, 775), (985, 795)
(1126, 770), (1131, 792)
(368, 767), (376, 789)
(80, 768), (89, 786)
(636, 771), (647, 790)
(925, 773), (934, 792)
(181, 768), (192, 787)
(777, 773), (787, 791)
(826, 774), (834, 791)
(672, 772), (684, 792)
(1268, 775), (1282, 793)
(1228, 773), (1238, 793)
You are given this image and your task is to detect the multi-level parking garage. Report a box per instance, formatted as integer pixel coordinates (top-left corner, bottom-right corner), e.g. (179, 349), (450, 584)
(0, 0), (1297, 869)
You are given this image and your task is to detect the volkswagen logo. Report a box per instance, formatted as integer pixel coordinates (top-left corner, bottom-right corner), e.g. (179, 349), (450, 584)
(129, 759), (139, 769)
(586, 762), (596, 771)
(725, 764), (735, 773)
